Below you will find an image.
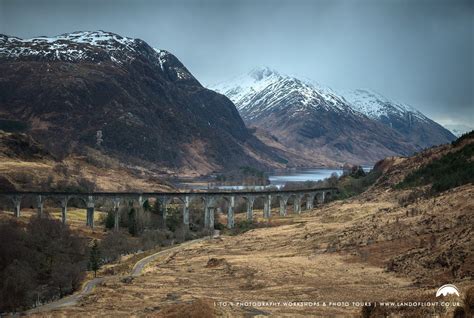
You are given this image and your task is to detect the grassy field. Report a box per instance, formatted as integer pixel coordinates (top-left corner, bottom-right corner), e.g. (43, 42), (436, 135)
(0, 207), (108, 240)
(29, 184), (473, 317)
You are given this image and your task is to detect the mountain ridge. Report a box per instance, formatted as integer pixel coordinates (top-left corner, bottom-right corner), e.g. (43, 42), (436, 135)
(212, 67), (456, 165)
(0, 32), (285, 176)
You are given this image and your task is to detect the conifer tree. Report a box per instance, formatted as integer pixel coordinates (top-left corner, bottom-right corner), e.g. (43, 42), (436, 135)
(88, 240), (101, 278)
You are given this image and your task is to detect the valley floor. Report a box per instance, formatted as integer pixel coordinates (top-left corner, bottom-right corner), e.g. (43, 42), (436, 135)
(30, 185), (473, 317)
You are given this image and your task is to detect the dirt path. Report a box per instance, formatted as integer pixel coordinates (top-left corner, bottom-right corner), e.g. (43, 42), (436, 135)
(39, 216), (422, 317)
(130, 234), (215, 277)
(25, 277), (105, 314)
(26, 233), (217, 315)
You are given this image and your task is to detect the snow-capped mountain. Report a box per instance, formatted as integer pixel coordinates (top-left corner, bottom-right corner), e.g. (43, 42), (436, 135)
(0, 32), (285, 173)
(0, 31), (200, 86)
(212, 67), (455, 164)
(0, 31), (143, 62)
(341, 89), (425, 122)
(341, 89), (455, 149)
(214, 67), (356, 121)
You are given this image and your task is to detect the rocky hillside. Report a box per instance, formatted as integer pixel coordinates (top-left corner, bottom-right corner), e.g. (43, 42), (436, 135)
(213, 67), (456, 166)
(331, 132), (474, 287)
(0, 31), (284, 176)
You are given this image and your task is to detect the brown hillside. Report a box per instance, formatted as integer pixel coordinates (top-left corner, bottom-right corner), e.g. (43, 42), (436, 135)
(32, 137), (473, 317)
(0, 131), (173, 192)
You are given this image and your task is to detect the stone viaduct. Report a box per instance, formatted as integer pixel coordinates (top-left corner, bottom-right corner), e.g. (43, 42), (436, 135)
(0, 187), (337, 230)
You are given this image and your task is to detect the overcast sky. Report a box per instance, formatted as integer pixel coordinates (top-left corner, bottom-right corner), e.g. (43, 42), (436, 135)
(1, 0), (473, 127)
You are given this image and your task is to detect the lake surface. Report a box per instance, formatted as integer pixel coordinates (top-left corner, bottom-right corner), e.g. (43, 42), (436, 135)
(180, 167), (377, 190)
(268, 168), (343, 187)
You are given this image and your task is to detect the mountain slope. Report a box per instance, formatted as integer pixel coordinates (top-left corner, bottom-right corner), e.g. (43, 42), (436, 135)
(213, 67), (420, 165)
(38, 134), (474, 317)
(213, 67), (456, 165)
(342, 89), (456, 148)
(0, 32), (284, 175)
(0, 131), (173, 192)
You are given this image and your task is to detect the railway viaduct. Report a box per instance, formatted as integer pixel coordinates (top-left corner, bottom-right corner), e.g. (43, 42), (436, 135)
(0, 187), (337, 229)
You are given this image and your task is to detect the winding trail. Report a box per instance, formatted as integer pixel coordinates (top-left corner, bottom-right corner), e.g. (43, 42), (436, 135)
(130, 235), (211, 277)
(26, 233), (217, 315)
(25, 277), (105, 314)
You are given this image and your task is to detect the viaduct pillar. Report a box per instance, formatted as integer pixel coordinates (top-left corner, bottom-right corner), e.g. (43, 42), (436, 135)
(279, 195), (289, 216)
(294, 194), (302, 214)
(86, 195), (95, 228)
(113, 197), (120, 231)
(204, 197), (215, 229)
(12, 195), (21, 218)
(306, 193), (316, 210)
(246, 196), (255, 221)
(227, 196), (235, 229)
(263, 194), (272, 219)
(183, 196), (190, 229)
(161, 196), (170, 229)
(60, 196), (68, 224)
(36, 195), (44, 217)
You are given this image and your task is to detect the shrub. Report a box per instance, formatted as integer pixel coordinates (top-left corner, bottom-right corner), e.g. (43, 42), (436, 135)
(99, 232), (139, 263)
(333, 170), (382, 200)
(102, 211), (115, 229)
(451, 130), (473, 147)
(396, 143), (474, 194)
(0, 215), (87, 311)
(140, 229), (170, 250)
(165, 206), (182, 232)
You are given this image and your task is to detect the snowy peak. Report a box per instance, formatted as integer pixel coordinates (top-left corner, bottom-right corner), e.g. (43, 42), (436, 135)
(153, 48), (200, 85)
(213, 67), (456, 152)
(212, 67), (352, 121)
(0, 30), (143, 63)
(338, 88), (457, 147)
(341, 89), (427, 122)
(0, 30), (200, 86)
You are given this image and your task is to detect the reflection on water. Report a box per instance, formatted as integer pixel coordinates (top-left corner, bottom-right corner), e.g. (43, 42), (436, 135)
(180, 167), (371, 190)
(268, 168), (342, 187)
(179, 167), (373, 190)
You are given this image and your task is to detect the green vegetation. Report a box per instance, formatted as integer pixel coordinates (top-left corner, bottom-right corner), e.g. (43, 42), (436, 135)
(226, 220), (280, 236)
(163, 206), (182, 232)
(103, 211), (115, 229)
(239, 166), (266, 178)
(88, 240), (101, 277)
(0, 119), (28, 132)
(451, 130), (473, 147)
(334, 169), (382, 200)
(229, 220), (255, 235)
(396, 142), (474, 193)
(127, 207), (140, 236)
(211, 166), (269, 188)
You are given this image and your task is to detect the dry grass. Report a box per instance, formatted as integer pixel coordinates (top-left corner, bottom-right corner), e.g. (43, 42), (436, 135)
(150, 299), (217, 318)
(0, 208), (108, 240)
(0, 155), (172, 192)
(17, 182), (474, 317)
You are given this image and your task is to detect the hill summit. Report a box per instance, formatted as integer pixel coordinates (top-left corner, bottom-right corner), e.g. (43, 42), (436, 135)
(0, 32), (284, 175)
